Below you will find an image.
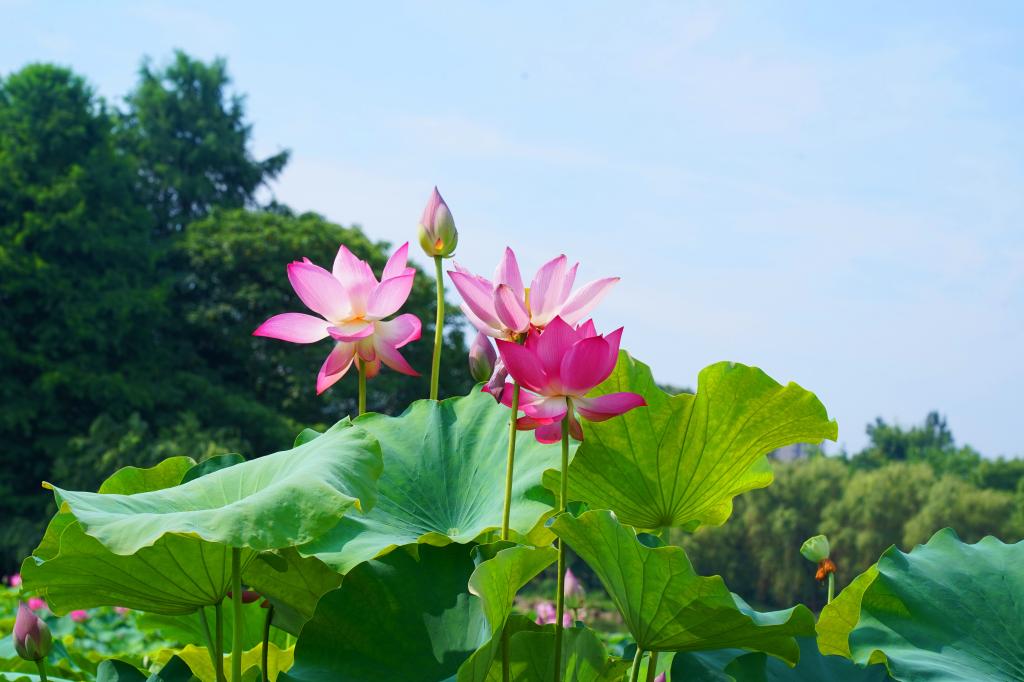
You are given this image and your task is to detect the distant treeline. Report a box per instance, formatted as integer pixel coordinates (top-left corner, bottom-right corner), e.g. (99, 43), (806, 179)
(677, 412), (1024, 611)
(0, 52), (472, 570)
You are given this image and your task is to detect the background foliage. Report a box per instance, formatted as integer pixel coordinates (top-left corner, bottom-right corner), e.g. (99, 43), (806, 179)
(0, 51), (470, 570)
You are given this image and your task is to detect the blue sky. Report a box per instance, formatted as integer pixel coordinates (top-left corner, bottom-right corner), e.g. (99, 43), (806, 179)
(3, 1), (1022, 456)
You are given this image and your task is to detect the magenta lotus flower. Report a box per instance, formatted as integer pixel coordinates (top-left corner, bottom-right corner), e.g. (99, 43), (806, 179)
(7, 573), (21, 587)
(27, 597), (46, 611)
(69, 609), (89, 623)
(449, 248), (618, 340)
(14, 602), (52, 661)
(253, 243), (422, 394)
(493, 317), (646, 443)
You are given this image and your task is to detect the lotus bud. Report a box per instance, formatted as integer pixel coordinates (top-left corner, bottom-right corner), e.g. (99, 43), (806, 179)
(13, 602), (52, 661)
(418, 187), (458, 257)
(654, 674), (666, 682)
(227, 589), (262, 604)
(564, 567), (582, 597)
(468, 332), (497, 383)
(800, 534), (831, 563)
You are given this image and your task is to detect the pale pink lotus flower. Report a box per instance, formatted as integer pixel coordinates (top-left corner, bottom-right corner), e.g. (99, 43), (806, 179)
(27, 597), (47, 612)
(6, 573), (21, 587)
(563, 567), (582, 598)
(449, 248), (618, 398)
(534, 600), (572, 627)
(69, 610), (89, 623)
(253, 243), (422, 394)
(114, 607), (130, 616)
(13, 603), (51, 661)
(493, 317), (646, 443)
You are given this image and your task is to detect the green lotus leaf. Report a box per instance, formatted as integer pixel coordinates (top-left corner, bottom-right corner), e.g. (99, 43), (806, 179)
(242, 548), (343, 636)
(48, 420), (382, 554)
(486, 625), (630, 682)
(22, 457), (255, 615)
(136, 600), (286, 651)
(816, 528), (1024, 681)
(155, 643), (293, 682)
(816, 567), (880, 658)
(302, 391), (570, 572)
(96, 659), (149, 682)
(457, 543), (557, 682)
(180, 453), (245, 484)
(551, 510), (814, 661)
(671, 638), (892, 681)
(546, 354), (837, 530)
(280, 544), (489, 682)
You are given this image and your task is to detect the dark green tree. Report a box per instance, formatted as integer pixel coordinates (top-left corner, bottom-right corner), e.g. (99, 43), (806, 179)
(0, 64), (164, 564)
(120, 51), (288, 234)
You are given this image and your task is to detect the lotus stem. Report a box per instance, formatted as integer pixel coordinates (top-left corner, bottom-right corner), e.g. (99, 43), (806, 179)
(358, 361), (367, 415)
(200, 607), (220, 679)
(629, 648), (644, 682)
(34, 659), (48, 682)
(828, 572), (835, 604)
(501, 626), (511, 682)
(430, 255), (444, 400)
(262, 605), (274, 682)
(552, 407), (571, 682)
(215, 602), (225, 682)
(500, 384), (522, 541)
(645, 651), (660, 682)
(231, 548), (243, 682)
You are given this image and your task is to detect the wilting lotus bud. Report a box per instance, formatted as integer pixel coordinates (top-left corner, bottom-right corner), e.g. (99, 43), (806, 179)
(418, 187), (458, 257)
(13, 602), (52, 661)
(468, 332), (497, 383)
(800, 534), (831, 563)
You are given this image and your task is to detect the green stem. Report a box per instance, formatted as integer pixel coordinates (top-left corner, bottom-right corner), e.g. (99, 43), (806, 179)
(629, 648), (644, 682)
(501, 626), (511, 682)
(358, 361), (367, 415)
(827, 571), (835, 604)
(215, 602), (225, 682)
(231, 548), (243, 682)
(34, 659), (48, 682)
(552, 408), (571, 682)
(500, 384), (522, 541)
(645, 651), (660, 682)
(430, 255), (444, 400)
(200, 608), (220, 679)
(262, 605), (274, 682)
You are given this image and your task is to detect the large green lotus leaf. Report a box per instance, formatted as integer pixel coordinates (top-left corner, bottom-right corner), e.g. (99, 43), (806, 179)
(816, 528), (1024, 681)
(280, 544), (489, 682)
(48, 420), (382, 554)
(546, 354), (837, 530)
(671, 638), (891, 681)
(816, 567), (880, 658)
(457, 543), (557, 682)
(301, 391), (570, 572)
(21, 457), (258, 615)
(485, 625), (630, 682)
(552, 511), (814, 661)
(242, 548), (343, 636)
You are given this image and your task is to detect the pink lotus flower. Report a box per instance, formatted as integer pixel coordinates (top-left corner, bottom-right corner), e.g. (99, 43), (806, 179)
(27, 597), (47, 612)
(13, 603), (51, 661)
(449, 248), (618, 340)
(494, 317), (646, 443)
(564, 567), (582, 598)
(534, 600), (572, 627)
(449, 248), (618, 398)
(114, 607), (131, 616)
(253, 243), (422, 394)
(654, 674), (666, 682)
(69, 609), (89, 623)
(6, 573), (21, 587)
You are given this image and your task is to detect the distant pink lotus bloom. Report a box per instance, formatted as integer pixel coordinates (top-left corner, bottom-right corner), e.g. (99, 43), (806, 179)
(114, 607), (130, 616)
(253, 243), (422, 394)
(564, 568), (582, 597)
(69, 610), (89, 623)
(494, 317), (646, 443)
(6, 574), (21, 587)
(27, 597), (46, 612)
(534, 600), (572, 627)
(449, 248), (618, 397)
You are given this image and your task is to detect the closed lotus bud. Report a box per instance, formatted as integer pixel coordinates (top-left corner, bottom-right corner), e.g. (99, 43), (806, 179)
(800, 534), (830, 563)
(564, 568), (583, 597)
(13, 602), (52, 661)
(468, 332), (497, 383)
(227, 589), (263, 604)
(418, 187), (458, 257)
(654, 674), (666, 682)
